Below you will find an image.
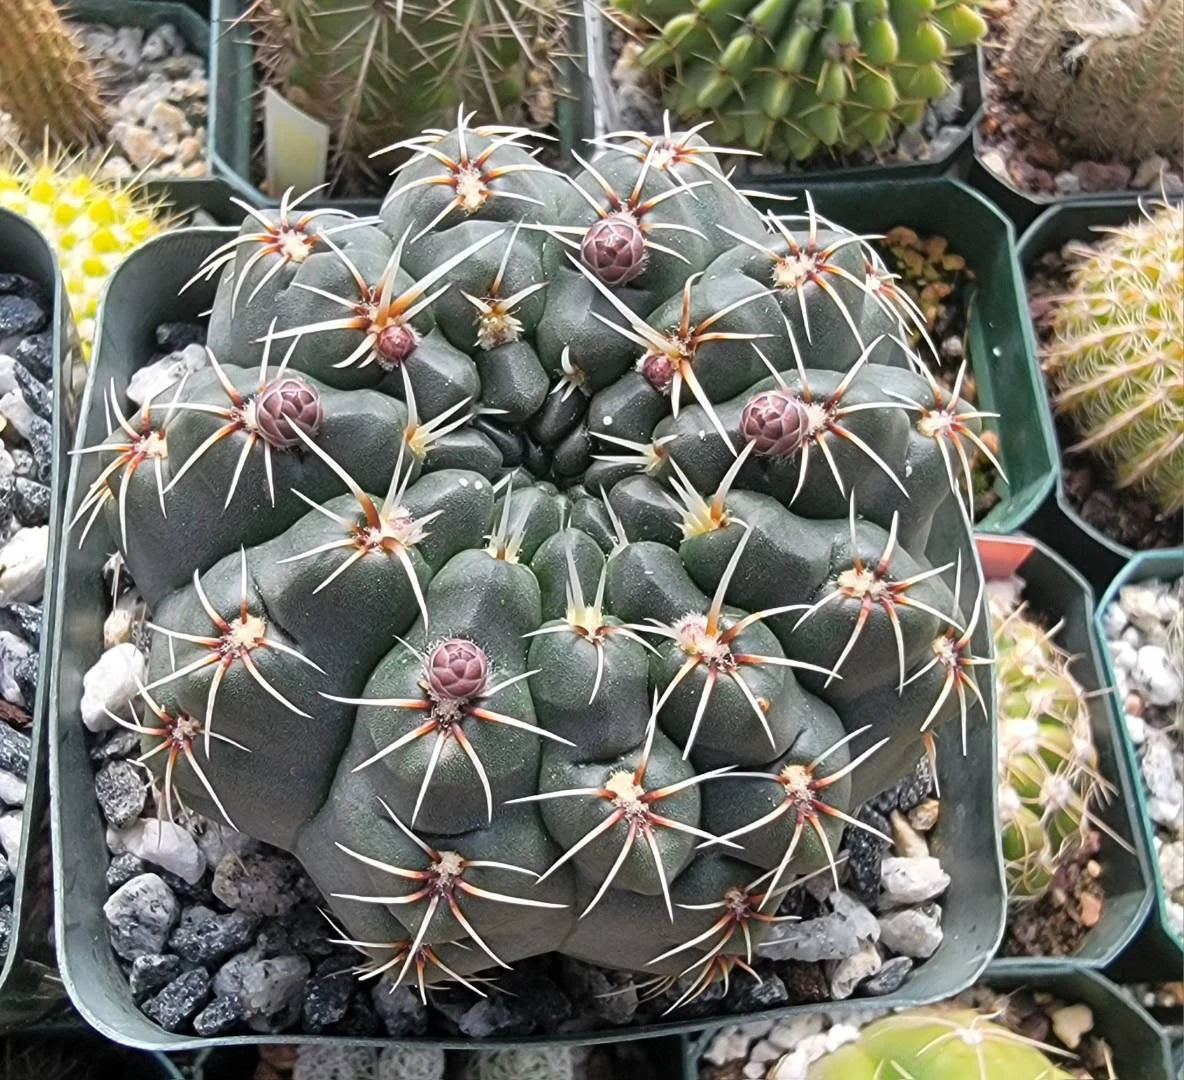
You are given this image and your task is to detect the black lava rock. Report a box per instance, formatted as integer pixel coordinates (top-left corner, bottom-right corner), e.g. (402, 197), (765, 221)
(129, 953), (184, 1003)
(370, 980), (428, 1037)
(0, 274), (41, 300)
(24, 416), (53, 485)
(107, 852), (147, 891)
(783, 961), (830, 1003)
(301, 969), (354, 1033)
(142, 968), (211, 1032)
(0, 295), (45, 337)
(0, 479), (13, 534)
(859, 955), (913, 996)
(169, 906), (260, 967)
(95, 759), (148, 829)
(898, 756), (935, 810)
(12, 363), (50, 421)
(0, 603), (42, 650)
(0, 722), (30, 779)
(844, 805), (892, 909)
(12, 332), (53, 383)
(0, 904), (11, 958)
(13, 655), (37, 711)
(725, 966), (788, 1012)
(156, 322), (205, 353)
(12, 478), (49, 526)
(192, 994), (245, 1036)
(8, 450), (33, 480)
(92, 727), (141, 764)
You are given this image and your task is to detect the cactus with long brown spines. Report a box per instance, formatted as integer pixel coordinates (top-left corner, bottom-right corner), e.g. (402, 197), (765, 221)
(73, 112), (990, 1010)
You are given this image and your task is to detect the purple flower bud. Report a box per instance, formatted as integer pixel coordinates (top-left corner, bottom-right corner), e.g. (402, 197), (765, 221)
(427, 639), (489, 701)
(740, 390), (810, 458)
(376, 324), (418, 368)
(255, 377), (324, 449)
(580, 213), (646, 286)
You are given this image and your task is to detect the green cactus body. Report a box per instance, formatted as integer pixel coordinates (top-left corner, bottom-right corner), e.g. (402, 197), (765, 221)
(1043, 201), (1184, 515)
(248, 0), (571, 181)
(612, 0), (986, 161)
(75, 115), (990, 1007)
(807, 1006), (1074, 1078)
(992, 587), (1114, 904)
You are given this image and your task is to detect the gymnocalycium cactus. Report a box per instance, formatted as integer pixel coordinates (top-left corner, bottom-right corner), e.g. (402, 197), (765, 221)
(75, 113), (990, 1009)
(992, 583), (1128, 903)
(806, 1006), (1073, 1078)
(611, 0), (986, 162)
(1043, 200), (1184, 516)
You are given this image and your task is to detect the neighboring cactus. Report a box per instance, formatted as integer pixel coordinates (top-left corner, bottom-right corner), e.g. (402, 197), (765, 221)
(807, 1006), (1074, 1078)
(0, 0), (105, 148)
(244, 0), (572, 186)
(1002, 0), (1184, 160)
(1043, 201), (1184, 516)
(75, 115), (990, 1009)
(0, 149), (167, 357)
(992, 584), (1125, 903)
(611, 0), (987, 162)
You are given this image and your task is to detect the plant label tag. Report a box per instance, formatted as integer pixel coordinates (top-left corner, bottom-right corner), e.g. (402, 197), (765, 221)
(263, 87), (330, 195)
(975, 535), (1035, 580)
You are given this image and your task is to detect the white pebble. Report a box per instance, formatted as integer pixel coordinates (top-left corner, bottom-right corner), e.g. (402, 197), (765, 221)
(0, 389), (37, 441)
(742, 1062), (764, 1079)
(126, 343), (208, 407)
(1158, 840), (1183, 894)
(1050, 1003), (1094, 1050)
(1134, 645), (1182, 706)
(107, 817), (205, 884)
(0, 769), (26, 807)
(0, 527), (47, 604)
(769, 1014), (824, 1050)
(750, 1040), (780, 1064)
(81, 643), (147, 732)
(880, 856), (951, 906)
(1102, 601), (1128, 637)
(1124, 711), (1146, 745)
(0, 810), (21, 869)
(825, 1023), (862, 1052)
(825, 941), (881, 1000)
(0, 631), (32, 706)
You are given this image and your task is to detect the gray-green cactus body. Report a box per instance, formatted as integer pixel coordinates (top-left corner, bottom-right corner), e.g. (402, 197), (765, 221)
(74, 116), (991, 1003)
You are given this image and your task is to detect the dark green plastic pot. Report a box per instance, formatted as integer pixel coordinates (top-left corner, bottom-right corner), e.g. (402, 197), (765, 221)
(1095, 550), (1184, 977)
(0, 210), (74, 1030)
(194, 1036), (687, 1079)
(585, 3), (980, 186)
(741, 180), (1056, 535)
(1015, 198), (1184, 593)
(984, 964), (1173, 1079)
(966, 50), (1159, 233)
(684, 966), (1174, 1078)
(50, 225), (1004, 1050)
(60, 0), (239, 224)
(5, 1023), (186, 1077)
(209, 0), (593, 213)
(976, 534), (1154, 969)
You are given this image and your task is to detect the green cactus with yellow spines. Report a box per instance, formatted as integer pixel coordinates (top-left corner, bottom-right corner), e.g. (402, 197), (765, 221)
(1043, 201), (1184, 516)
(992, 586), (1127, 904)
(72, 116), (992, 1014)
(611, 0), (986, 162)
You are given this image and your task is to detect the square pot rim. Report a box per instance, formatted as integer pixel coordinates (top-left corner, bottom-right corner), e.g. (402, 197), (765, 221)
(975, 532), (1157, 968)
(49, 223), (1005, 1052)
(1094, 548), (1184, 958)
(0, 208), (71, 1025)
(1015, 195), (1184, 567)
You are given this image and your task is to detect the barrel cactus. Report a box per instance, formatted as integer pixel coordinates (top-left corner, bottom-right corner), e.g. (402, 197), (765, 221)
(1002, 0), (1184, 160)
(806, 1006), (1073, 1078)
(1043, 200), (1184, 516)
(244, 0), (572, 186)
(611, 0), (987, 162)
(76, 116), (989, 1007)
(992, 583), (1126, 903)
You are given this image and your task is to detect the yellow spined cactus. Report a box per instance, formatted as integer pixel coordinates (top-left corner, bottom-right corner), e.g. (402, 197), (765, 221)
(0, 151), (168, 357)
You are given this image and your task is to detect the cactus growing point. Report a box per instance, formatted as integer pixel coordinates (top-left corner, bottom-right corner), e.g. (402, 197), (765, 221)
(75, 113), (991, 1008)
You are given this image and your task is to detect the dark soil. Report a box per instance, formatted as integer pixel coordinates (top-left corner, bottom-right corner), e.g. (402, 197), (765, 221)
(976, 0), (1184, 198)
(1027, 246), (1184, 551)
(874, 227), (1001, 520)
(1003, 829), (1105, 958)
